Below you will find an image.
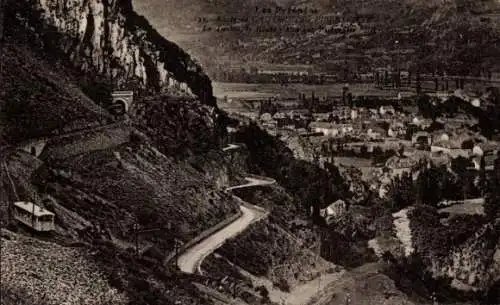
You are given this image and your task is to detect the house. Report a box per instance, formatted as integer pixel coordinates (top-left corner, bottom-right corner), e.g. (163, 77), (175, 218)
(430, 151), (451, 167)
(470, 154), (497, 171)
(369, 108), (379, 118)
(388, 127), (397, 138)
(412, 117), (432, 129)
(472, 142), (500, 157)
(431, 140), (455, 154)
(18, 137), (49, 157)
(432, 132), (450, 144)
(385, 155), (418, 170)
(379, 105), (395, 116)
(273, 112), (293, 127)
(385, 155), (418, 177)
(447, 149), (470, 159)
(309, 122), (339, 137)
(351, 109), (359, 120)
(367, 127), (383, 140)
(471, 98), (481, 108)
(338, 123), (354, 135)
(412, 131), (431, 147)
(332, 106), (352, 121)
(320, 199), (347, 224)
(260, 113), (273, 122)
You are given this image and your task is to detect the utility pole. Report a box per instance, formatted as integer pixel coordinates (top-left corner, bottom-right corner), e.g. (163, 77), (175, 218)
(0, 0), (4, 44)
(133, 224), (164, 258)
(134, 223), (139, 257)
(317, 229), (322, 296)
(395, 40), (400, 89)
(31, 191), (36, 235)
(232, 246), (237, 299)
(173, 238), (180, 259)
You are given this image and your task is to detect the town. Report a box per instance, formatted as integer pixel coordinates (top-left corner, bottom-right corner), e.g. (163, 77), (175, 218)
(226, 84), (500, 202)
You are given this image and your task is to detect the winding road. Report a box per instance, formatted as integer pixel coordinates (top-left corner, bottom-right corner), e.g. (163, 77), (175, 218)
(177, 145), (275, 274)
(176, 145), (342, 305)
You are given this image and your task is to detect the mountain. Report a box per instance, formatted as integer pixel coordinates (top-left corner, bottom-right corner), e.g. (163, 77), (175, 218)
(1, 0), (219, 144)
(0, 0), (240, 304)
(0, 1), (346, 304)
(133, 0), (500, 77)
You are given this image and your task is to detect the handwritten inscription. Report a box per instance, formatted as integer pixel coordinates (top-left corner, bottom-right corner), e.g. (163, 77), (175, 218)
(197, 6), (353, 34)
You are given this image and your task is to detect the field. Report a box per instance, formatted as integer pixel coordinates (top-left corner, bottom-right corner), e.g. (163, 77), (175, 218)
(334, 157), (373, 168)
(333, 157), (381, 181)
(438, 198), (485, 216)
(213, 82), (404, 100)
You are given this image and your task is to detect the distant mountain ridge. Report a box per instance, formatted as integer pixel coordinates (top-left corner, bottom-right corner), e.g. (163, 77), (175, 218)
(133, 0), (500, 76)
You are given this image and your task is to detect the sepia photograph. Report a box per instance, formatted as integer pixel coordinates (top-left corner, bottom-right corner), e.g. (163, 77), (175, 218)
(1, 0), (500, 304)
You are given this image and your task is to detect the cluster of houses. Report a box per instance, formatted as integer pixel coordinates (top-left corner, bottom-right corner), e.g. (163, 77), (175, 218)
(303, 105), (407, 141)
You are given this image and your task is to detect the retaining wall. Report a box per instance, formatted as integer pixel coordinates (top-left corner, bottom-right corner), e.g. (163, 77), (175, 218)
(40, 125), (131, 161)
(163, 209), (243, 267)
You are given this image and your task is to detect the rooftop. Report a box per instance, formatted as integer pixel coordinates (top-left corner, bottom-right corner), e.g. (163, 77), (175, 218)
(111, 90), (133, 96)
(385, 156), (418, 169)
(13, 202), (54, 217)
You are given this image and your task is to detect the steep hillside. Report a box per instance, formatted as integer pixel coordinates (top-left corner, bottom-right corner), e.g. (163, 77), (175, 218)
(407, 206), (500, 294)
(1, 136), (242, 304)
(6, 0), (215, 105)
(0, 1), (245, 304)
(134, 0), (500, 76)
(368, 204), (500, 302)
(1, 0), (219, 144)
(0, 37), (110, 143)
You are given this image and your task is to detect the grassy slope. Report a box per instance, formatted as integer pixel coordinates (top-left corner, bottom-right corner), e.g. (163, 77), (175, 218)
(36, 142), (238, 248)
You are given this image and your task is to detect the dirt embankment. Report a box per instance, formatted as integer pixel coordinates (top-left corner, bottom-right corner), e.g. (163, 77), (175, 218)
(1, 229), (128, 305)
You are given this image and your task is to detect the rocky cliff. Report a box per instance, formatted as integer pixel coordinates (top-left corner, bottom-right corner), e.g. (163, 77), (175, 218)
(408, 208), (500, 294)
(5, 0), (215, 106)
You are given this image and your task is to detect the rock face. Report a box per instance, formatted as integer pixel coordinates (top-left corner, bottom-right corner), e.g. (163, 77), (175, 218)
(407, 206), (500, 293)
(428, 223), (500, 292)
(369, 205), (500, 294)
(8, 0), (215, 106)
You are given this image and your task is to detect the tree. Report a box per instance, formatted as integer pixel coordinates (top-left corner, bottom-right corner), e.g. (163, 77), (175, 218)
(398, 144), (405, 157)
(373, 146), (385, 165)
(416, 166), (442, 206)
(484, 154), (500, 219)
(387, 172), (416, 210)
(360, 145), (368, 157)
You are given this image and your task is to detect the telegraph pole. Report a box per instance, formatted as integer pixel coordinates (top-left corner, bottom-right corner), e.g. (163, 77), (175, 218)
(232, 246), (237, 299)
(134, 223), (139, 257)
(133, 224), (164, 258)
(0, 0), (4, 44)
(32, 192), (36, 235)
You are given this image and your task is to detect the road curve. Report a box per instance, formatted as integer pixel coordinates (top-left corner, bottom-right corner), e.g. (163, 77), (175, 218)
(222, 144), (240, 152)
(177, 176), (274, 274)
